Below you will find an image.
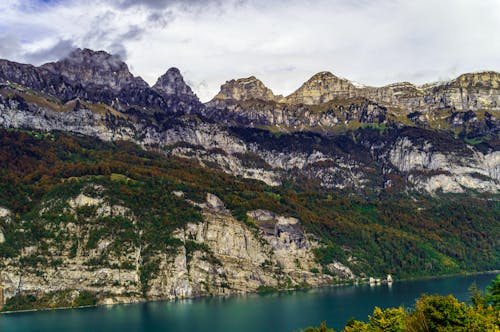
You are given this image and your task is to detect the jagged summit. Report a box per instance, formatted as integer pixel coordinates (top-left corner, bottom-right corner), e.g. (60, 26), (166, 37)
(0, 48), (202, 112)
(41, 48), (147, 90)
(153, 67), (197, 99)
(212, 76), (280, 102)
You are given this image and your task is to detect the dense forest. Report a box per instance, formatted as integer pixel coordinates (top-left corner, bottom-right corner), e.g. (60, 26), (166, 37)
(0, 128), (498, 288)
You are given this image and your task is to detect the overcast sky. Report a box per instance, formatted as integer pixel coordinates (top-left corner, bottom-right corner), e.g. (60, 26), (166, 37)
(1, 0), (499, 101)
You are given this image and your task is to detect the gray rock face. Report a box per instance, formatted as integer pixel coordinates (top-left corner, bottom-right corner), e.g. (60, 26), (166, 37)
(206, 97), (387, 129)
(282, 70), (500, 112)
(207, 71), (500, 139)
(0, 49), (197, 113)
(421, 71), (500, 112)
(205, 193), (226, 210)
(388, 137), (500, 193)
(41, 48), (147, 91)
(152, 67), (203, 114)
(153, 68), (197, 99)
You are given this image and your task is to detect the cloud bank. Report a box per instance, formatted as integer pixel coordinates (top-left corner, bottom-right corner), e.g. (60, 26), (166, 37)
(1, 0), (499, 101)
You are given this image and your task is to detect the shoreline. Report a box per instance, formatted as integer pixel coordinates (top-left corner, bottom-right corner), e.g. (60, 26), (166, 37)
(1, 270), (498, 316)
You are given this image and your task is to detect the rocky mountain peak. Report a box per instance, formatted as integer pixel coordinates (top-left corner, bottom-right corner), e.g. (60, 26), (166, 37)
(284, 71), (357, 105)
(212, 76), (279, 102)
(41, 48), (147, 90)
(153, 67), (197, 100)
(453, 71), (500, 89)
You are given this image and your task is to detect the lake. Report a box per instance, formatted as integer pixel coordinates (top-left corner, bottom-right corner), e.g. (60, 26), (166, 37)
(0, 273), (497, 332)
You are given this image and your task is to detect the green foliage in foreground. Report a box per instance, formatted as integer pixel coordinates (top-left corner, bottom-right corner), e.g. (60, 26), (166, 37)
(303, 275), (500, 332)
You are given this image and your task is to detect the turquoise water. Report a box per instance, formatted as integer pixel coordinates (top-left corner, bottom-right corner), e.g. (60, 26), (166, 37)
(0, 273), (496, 332)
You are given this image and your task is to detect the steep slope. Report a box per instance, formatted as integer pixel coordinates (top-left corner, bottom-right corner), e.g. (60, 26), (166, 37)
(152, 67), (203, 114)
(41, 48), (148, 91)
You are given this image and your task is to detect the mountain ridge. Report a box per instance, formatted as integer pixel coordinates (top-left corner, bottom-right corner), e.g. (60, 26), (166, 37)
(0, 48), (498, 195)
(2, 48), (500, 110)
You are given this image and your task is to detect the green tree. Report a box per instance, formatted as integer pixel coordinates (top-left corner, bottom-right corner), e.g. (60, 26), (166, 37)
(412, 294), (468, 330)
(368, 307), (406, 331)
(485, 274), (500, 309)
(469, 282), (487, 308)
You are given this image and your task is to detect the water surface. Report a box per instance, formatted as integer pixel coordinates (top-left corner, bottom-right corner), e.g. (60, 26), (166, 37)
(0, 273), (496, 332)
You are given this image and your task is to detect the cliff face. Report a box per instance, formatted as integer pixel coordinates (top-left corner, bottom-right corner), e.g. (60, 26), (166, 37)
(0, 191), (339, 306)
(421, 72), (500, 112)
(41, 49), (147, 91)
(213, 76), (280, 102)
(282, 70), (500, 112)
(284, 71), (358, 105)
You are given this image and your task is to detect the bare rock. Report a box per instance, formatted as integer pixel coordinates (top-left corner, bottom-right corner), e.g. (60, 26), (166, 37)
(206, 193), (225, 210)
(0, 207), (11, 218)
(212, 76), (280, 102)
(68, 194), (103, 209)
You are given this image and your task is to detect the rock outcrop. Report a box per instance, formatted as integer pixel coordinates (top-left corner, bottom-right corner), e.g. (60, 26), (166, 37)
(284, 71), (358, 105)
(153, 68), (196, 99)
(213, 76), (280, 102)
(41, 48), (148, 91)
(207, 70), (500, 139)
(0, 49), (197, 113)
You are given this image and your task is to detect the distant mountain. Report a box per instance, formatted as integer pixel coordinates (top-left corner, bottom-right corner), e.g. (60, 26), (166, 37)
(0, 48), (201, 114)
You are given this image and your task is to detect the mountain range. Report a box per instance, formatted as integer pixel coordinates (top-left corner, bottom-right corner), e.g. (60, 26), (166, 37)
(1, 48), (498, 193)
(0, 48), (498, 310)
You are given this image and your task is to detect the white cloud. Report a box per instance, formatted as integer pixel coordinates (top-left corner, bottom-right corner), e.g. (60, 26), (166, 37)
(1, 0), (499, 101)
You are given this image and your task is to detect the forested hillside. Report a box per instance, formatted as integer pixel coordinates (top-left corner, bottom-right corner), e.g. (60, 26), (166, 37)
(0, 129), (498, 307)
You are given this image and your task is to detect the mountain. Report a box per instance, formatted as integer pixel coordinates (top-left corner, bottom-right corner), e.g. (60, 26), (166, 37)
(212, 76), (281, 102)
(207, 71), (500, 138)
(0, 49), (498, 311)
(284, 71), (358, 104)
(41, 48), (147, 91)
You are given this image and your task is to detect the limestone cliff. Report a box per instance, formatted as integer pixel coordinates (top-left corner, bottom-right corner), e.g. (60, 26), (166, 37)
(0, 191), (341, 306)
(0, 82), (498, 194)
